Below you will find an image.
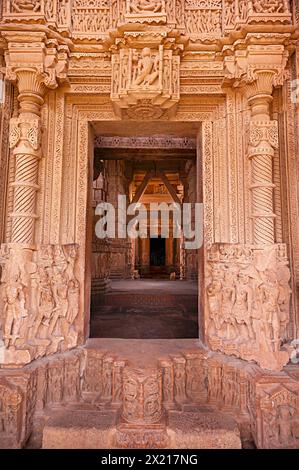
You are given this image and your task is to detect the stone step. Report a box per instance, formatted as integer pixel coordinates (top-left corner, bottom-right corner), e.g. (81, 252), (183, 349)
(42, 407), (241, 449)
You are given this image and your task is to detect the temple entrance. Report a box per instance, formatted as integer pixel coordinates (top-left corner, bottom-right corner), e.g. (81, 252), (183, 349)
(150, 237), (166, 269)
(89, 122), (200, 339)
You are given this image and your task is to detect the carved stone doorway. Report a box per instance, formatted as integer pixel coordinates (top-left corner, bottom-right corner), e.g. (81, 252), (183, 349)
(89, 122), (201, 339)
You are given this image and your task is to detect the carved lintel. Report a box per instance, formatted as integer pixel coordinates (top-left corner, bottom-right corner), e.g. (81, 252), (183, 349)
(206, 243), (292, 371)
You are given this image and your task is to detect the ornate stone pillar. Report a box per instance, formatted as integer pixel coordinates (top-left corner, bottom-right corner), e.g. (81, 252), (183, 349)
(246, 71), (278, 245)
(206, 49), (293, 371)
(0, 32), (71, 367)
(9, 72), (45, 245)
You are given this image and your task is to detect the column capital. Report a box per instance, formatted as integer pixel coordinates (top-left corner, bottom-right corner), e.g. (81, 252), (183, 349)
(2, 31), (70, 113)
(223, 45), (290, 100)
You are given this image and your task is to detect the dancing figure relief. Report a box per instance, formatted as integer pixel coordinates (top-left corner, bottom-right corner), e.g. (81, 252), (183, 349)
(132, 48), (159, 88)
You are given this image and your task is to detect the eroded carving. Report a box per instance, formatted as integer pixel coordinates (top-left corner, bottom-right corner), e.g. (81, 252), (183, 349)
(206, 244), (291, 371)
(0, 244), (80, 366)
(122, 368), (163, 424)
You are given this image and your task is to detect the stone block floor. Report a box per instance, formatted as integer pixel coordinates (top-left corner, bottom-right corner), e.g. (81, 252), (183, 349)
(90, 280), (198, 339)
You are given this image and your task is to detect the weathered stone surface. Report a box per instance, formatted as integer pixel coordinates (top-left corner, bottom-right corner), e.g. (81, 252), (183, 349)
(42, 410), (117, 449)
(167, 410), (241, 449)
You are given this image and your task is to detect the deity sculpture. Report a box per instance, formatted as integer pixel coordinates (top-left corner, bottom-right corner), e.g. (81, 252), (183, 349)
(3, 272), (28, 348)
(252, 0), (284, 13)
(132, 48), (159, 88)
(259, 270), (281, 352)
(49, 270), (68, 336)
(129, 0), (163, 14)
(31, 268), (55, 339)
(12, 0), (41, 12)
(232, 271), (255, 341)
(221, 271), (237, 340)
(207, 269), (223, 335)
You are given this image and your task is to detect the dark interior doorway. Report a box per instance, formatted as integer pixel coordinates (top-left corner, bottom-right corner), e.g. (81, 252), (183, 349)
(150, 236), (166, 266)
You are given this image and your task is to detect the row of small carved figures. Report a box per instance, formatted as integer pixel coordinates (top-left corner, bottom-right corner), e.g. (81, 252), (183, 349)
(7, 0), (290, 21)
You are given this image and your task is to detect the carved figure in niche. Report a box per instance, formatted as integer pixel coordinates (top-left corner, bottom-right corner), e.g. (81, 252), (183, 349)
(225, 0), (235, 27)
(113, 363), (124, 403)
(144, 376), (161, 421)
(174, 361), (186, 402)
(3, 272), (28, 348)
(64, 359), (79, 401)
(129, 0), (163, 13)
(5, 404), (17, 435)
(208, 365), (222, 402)
(277, 405), (292, 444)
(31, 268), (54, 338)
(162, 365), (173, 402)
(49, 270), (68, 336)
(47, 365), (63, 403)
(102, 358), (113, 398)
(132, 48), (159, 88)
(66, 279), (79, 324)
(12, 0), (41, 13)
(58, 0), (68, 24)
(259, 270), (280, 352)
(222, 270), (237, 340)
(53, 245), (67, 274)
(207, 268), (223, 335)
(232, 271), (255, 341)
(252, 0), (284, 13)
(263, 407), (278, 446)
(123, 376), (139, 420)
(277, 266), (291, 340)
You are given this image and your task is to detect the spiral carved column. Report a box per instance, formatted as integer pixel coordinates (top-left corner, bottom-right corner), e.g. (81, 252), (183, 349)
(8, 70), (45, 246)
(246, 72), (279, 245)
(248, 120), (278, 245)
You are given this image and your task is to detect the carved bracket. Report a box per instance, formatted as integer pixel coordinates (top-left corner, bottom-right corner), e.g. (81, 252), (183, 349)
(3, 34), (70, 93)
(223, 46), (290, 91)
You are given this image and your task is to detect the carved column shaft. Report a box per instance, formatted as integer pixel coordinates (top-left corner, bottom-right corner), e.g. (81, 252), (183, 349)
(9, 70), (45, 245)
(247, 72), (278, 245)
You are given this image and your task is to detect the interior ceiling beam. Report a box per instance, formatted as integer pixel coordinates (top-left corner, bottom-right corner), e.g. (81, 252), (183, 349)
(94, 147), (196, 161)
(94, 135), (196, 150)
(131, 170), (154, 205)
(158, 171), (181, 205)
